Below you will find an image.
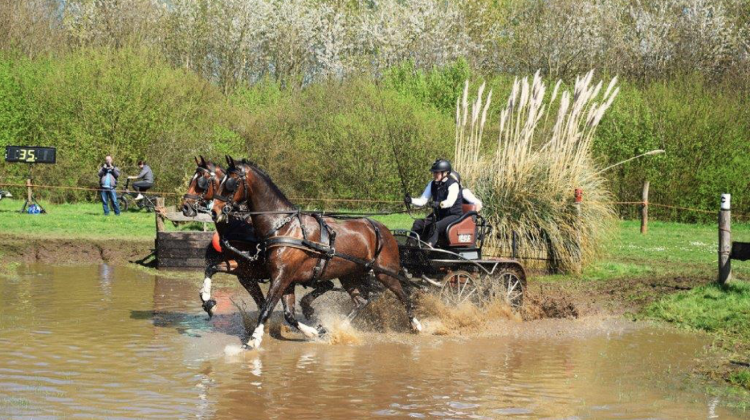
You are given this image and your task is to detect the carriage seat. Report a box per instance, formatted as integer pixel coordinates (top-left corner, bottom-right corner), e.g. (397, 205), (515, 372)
(444, 204), (479, 247)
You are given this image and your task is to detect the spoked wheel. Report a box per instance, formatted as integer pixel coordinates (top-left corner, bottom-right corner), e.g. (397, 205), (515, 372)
(484, 267), (526, 310)
(440, 270), (480, 307)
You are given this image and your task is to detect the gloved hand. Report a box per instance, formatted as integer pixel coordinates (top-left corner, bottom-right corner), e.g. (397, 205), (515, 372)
(404, 194), (412, 205)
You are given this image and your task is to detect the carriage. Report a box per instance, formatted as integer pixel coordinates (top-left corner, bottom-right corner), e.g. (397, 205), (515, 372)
(392, 203), (526, 310)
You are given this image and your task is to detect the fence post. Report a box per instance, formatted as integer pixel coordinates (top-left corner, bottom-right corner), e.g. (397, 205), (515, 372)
(718, 194), (731, 285)
(640, 180), (649, 235)
(155, 197), (165, 233)
(25, 178), (33, 205)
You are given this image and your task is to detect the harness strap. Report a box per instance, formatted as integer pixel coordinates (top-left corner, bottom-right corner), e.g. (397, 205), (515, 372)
(263, 234), (413, 291)
(365, 218), (383, 269)
(310, 214), (336, 284)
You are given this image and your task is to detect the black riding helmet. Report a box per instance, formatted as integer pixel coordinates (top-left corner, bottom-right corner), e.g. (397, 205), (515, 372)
(430, 159), (452, 173)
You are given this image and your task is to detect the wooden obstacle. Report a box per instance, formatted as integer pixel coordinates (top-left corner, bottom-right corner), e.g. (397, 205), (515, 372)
(154, 198), (214, 269)
(156, 231), (214, 269)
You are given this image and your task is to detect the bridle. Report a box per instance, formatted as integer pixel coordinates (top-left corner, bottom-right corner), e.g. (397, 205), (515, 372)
(214, 164), (301, 237)
(183, 167), (218, 213)
(213, 165), (246, 211)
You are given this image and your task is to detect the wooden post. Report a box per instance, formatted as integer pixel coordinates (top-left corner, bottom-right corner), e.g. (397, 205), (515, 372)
(718, 194), (732, 285)
(26, 178), (32, 204)
(640, 180), (649, 235)
(155, 197), (165, 233)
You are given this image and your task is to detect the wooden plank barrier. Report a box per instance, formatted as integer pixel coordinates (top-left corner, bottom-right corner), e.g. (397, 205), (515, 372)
(156, 231), (214, 269)
(154, 197), (215, 269)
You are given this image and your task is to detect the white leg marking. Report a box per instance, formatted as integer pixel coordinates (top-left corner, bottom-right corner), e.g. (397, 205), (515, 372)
(411, 317), (423, 332)
(200, 277), (212, 302)
(247, 324), (264, 349)
(297, 322), (319, 339)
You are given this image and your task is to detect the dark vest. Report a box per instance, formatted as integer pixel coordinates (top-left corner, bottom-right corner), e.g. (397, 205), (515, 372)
(431, 177), (463, 219)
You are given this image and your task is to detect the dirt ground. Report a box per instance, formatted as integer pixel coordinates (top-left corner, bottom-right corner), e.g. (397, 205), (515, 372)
(1, 235), (154, 266)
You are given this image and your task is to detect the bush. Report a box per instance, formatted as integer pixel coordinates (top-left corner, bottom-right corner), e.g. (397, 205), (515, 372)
(0, 48), (237, 202)
(233, 78), (454, 203)
(595, 75), (750, 222)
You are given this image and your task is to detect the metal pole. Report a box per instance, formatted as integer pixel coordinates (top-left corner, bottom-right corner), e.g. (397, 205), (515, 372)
(718, 194), (731, 285)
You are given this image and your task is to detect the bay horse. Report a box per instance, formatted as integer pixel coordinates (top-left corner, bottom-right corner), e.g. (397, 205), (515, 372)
(181, 157), (335, 322)
(211, 156), (421, 350)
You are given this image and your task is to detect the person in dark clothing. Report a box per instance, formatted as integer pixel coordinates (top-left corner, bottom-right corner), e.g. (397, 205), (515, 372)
(404, 159), (463, 247)
(127, 160), (154, 200)
(98, 155), (121, 216)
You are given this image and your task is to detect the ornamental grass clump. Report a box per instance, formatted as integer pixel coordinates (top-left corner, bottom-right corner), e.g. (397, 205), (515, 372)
(455, 71), (619, 273)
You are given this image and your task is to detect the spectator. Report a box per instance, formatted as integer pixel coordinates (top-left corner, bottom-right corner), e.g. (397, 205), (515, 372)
(98, 155), (121, 215)
(128, 160), (154, 200)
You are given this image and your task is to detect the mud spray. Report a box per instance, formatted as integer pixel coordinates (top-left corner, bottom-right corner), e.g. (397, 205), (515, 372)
(223, 289), (572, 348)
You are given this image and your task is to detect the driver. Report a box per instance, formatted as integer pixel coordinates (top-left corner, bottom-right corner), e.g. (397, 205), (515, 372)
(404, 159), (463, 247)
(128, 160), (154, 201)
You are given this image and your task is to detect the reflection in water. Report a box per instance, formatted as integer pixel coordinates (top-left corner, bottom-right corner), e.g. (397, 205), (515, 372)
(0, 265), (746, 419)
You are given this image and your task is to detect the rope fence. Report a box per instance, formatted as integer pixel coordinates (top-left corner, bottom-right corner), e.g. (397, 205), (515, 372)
(0, 181), (743, 217)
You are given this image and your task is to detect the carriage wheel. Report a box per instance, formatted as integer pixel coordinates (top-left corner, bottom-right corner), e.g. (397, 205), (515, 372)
(440, 270), (479, 307)
(484, 267), (526, 310)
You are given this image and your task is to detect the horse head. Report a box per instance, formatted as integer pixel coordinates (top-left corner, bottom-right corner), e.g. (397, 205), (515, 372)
(211, 156), (294, 228)
(182, 155), (224, 217)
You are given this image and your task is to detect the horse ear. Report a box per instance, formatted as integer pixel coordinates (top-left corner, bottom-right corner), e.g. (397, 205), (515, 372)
(194, 156), (200, 166)
(199, 155), (207, 167)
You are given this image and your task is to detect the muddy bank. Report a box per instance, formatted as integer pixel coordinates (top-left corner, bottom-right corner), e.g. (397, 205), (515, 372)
(0, 234), (153, 265)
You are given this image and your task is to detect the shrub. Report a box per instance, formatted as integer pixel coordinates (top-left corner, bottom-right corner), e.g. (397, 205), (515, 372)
(455, 72), (619, 273)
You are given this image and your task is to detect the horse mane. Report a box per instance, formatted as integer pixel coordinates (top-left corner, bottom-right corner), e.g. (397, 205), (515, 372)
(236, 159), (294, 208)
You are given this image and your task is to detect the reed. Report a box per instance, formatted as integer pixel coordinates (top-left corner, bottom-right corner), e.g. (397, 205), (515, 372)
(455, 71), (619, 273)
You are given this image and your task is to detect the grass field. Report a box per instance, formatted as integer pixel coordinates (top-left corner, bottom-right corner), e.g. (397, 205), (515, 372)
(0, 198), (209, 240)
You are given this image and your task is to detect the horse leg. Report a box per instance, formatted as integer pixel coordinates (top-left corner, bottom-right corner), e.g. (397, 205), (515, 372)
(375, 271), (422, 332)
(339, 275), (371, 322)
(300, 280), (334, 320)
(281, 284), (319, 339)
(244, 275), (291, 350)
(238, 274), (265, 309)
(200, 251), (220, 318)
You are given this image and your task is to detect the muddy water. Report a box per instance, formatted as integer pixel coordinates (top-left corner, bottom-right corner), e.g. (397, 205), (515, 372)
(0, 265), (743, 419)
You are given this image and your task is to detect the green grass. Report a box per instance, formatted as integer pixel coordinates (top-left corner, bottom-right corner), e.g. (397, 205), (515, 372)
(643, 281), (750, 337)
(544, 220), (750, 281)
(0, 198), (203, 240)
(730, 370), (750, 389)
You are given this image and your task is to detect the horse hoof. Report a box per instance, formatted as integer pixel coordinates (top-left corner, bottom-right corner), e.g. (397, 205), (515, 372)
(297, 323), (320, 339)
(203, 299), (217, 318)
(410, 318), (423, 333)
(316, 325), (328, 336)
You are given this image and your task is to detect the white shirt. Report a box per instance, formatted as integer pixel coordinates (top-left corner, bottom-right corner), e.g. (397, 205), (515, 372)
(462, 189), (483, 212)
(411, 180), (460, 209)
(411, 181), (483, 212)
